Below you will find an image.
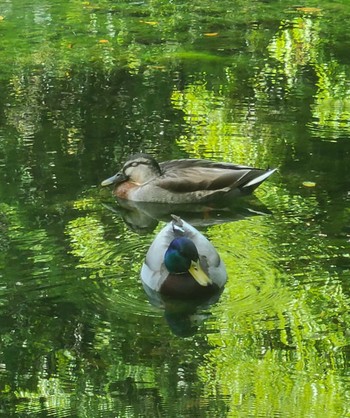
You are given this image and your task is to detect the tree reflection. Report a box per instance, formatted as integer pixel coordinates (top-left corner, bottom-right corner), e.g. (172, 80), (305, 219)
(0, 0), (349, 416)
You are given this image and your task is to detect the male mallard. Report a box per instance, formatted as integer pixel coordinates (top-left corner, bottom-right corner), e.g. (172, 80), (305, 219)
(101, 153), (276, 203)
(141, 215), (227, 299)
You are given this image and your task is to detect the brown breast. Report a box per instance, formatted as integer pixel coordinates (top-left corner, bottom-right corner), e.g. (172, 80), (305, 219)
(113, 182), (138, 199)
(160, 273), (219, 299)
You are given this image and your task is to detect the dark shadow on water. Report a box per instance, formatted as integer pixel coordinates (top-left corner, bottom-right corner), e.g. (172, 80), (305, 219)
(142, 282), (224, 337)
(102, 195), (272, 233)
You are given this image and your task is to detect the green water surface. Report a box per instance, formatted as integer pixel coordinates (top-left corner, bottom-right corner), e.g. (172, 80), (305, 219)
(0, 1), (349, 417)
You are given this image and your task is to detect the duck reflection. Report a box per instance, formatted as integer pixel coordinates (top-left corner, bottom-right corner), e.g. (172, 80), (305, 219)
(143, 283), (224, 336)
(140, 215), (226, 336)
(103, 194), (271, 234)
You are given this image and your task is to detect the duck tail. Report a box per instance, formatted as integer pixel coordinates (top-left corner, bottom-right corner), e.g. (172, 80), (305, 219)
(171, 214), (185, 236)
(242, 168), (277, 191)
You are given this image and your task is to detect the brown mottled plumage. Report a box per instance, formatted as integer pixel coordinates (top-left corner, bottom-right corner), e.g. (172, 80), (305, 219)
(102, 153), (276, 203)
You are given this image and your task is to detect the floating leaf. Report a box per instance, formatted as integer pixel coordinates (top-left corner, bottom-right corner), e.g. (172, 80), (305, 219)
(296, 7), (322, 14)
(142, 21), (158, 26)
(148, 65), (166, 71)
(204, 32), (219, 37)
(302, 181), (316, 188)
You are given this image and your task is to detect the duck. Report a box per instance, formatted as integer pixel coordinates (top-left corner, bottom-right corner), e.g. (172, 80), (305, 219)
(101, 153), (276, 203)
(141, 215), (227, 299)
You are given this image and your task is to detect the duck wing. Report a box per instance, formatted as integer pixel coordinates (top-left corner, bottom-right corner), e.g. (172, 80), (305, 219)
(158, 159), (275, 193)
(141, 221), (178, 291)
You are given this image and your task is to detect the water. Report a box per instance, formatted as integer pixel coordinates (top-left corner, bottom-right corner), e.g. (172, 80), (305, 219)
(0, 1), (350, 417)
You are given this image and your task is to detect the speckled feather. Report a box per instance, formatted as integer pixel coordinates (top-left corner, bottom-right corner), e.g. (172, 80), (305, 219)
(102, 154), (276, 203)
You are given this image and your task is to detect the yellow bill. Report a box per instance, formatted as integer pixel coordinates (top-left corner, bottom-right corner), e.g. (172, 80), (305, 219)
(189, 260), (212, 286)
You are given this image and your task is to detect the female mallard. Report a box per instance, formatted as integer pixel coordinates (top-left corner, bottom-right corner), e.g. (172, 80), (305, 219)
(101, 153), (276, 203)
(141, 215), (227, 299)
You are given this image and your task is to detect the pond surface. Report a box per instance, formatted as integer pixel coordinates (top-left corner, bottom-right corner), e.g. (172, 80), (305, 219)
(0, 0), (350, 417)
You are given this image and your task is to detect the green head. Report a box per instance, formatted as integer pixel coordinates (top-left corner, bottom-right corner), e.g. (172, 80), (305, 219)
(164, 237), (212, 286)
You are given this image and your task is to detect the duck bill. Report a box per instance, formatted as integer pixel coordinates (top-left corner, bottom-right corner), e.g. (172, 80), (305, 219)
(189, 260), (212, 287)
(101, 171), (127, 187)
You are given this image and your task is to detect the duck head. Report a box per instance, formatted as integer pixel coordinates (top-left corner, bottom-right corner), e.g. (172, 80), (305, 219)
(101, 153), (162, 187)
(164, 237), (212, 286)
